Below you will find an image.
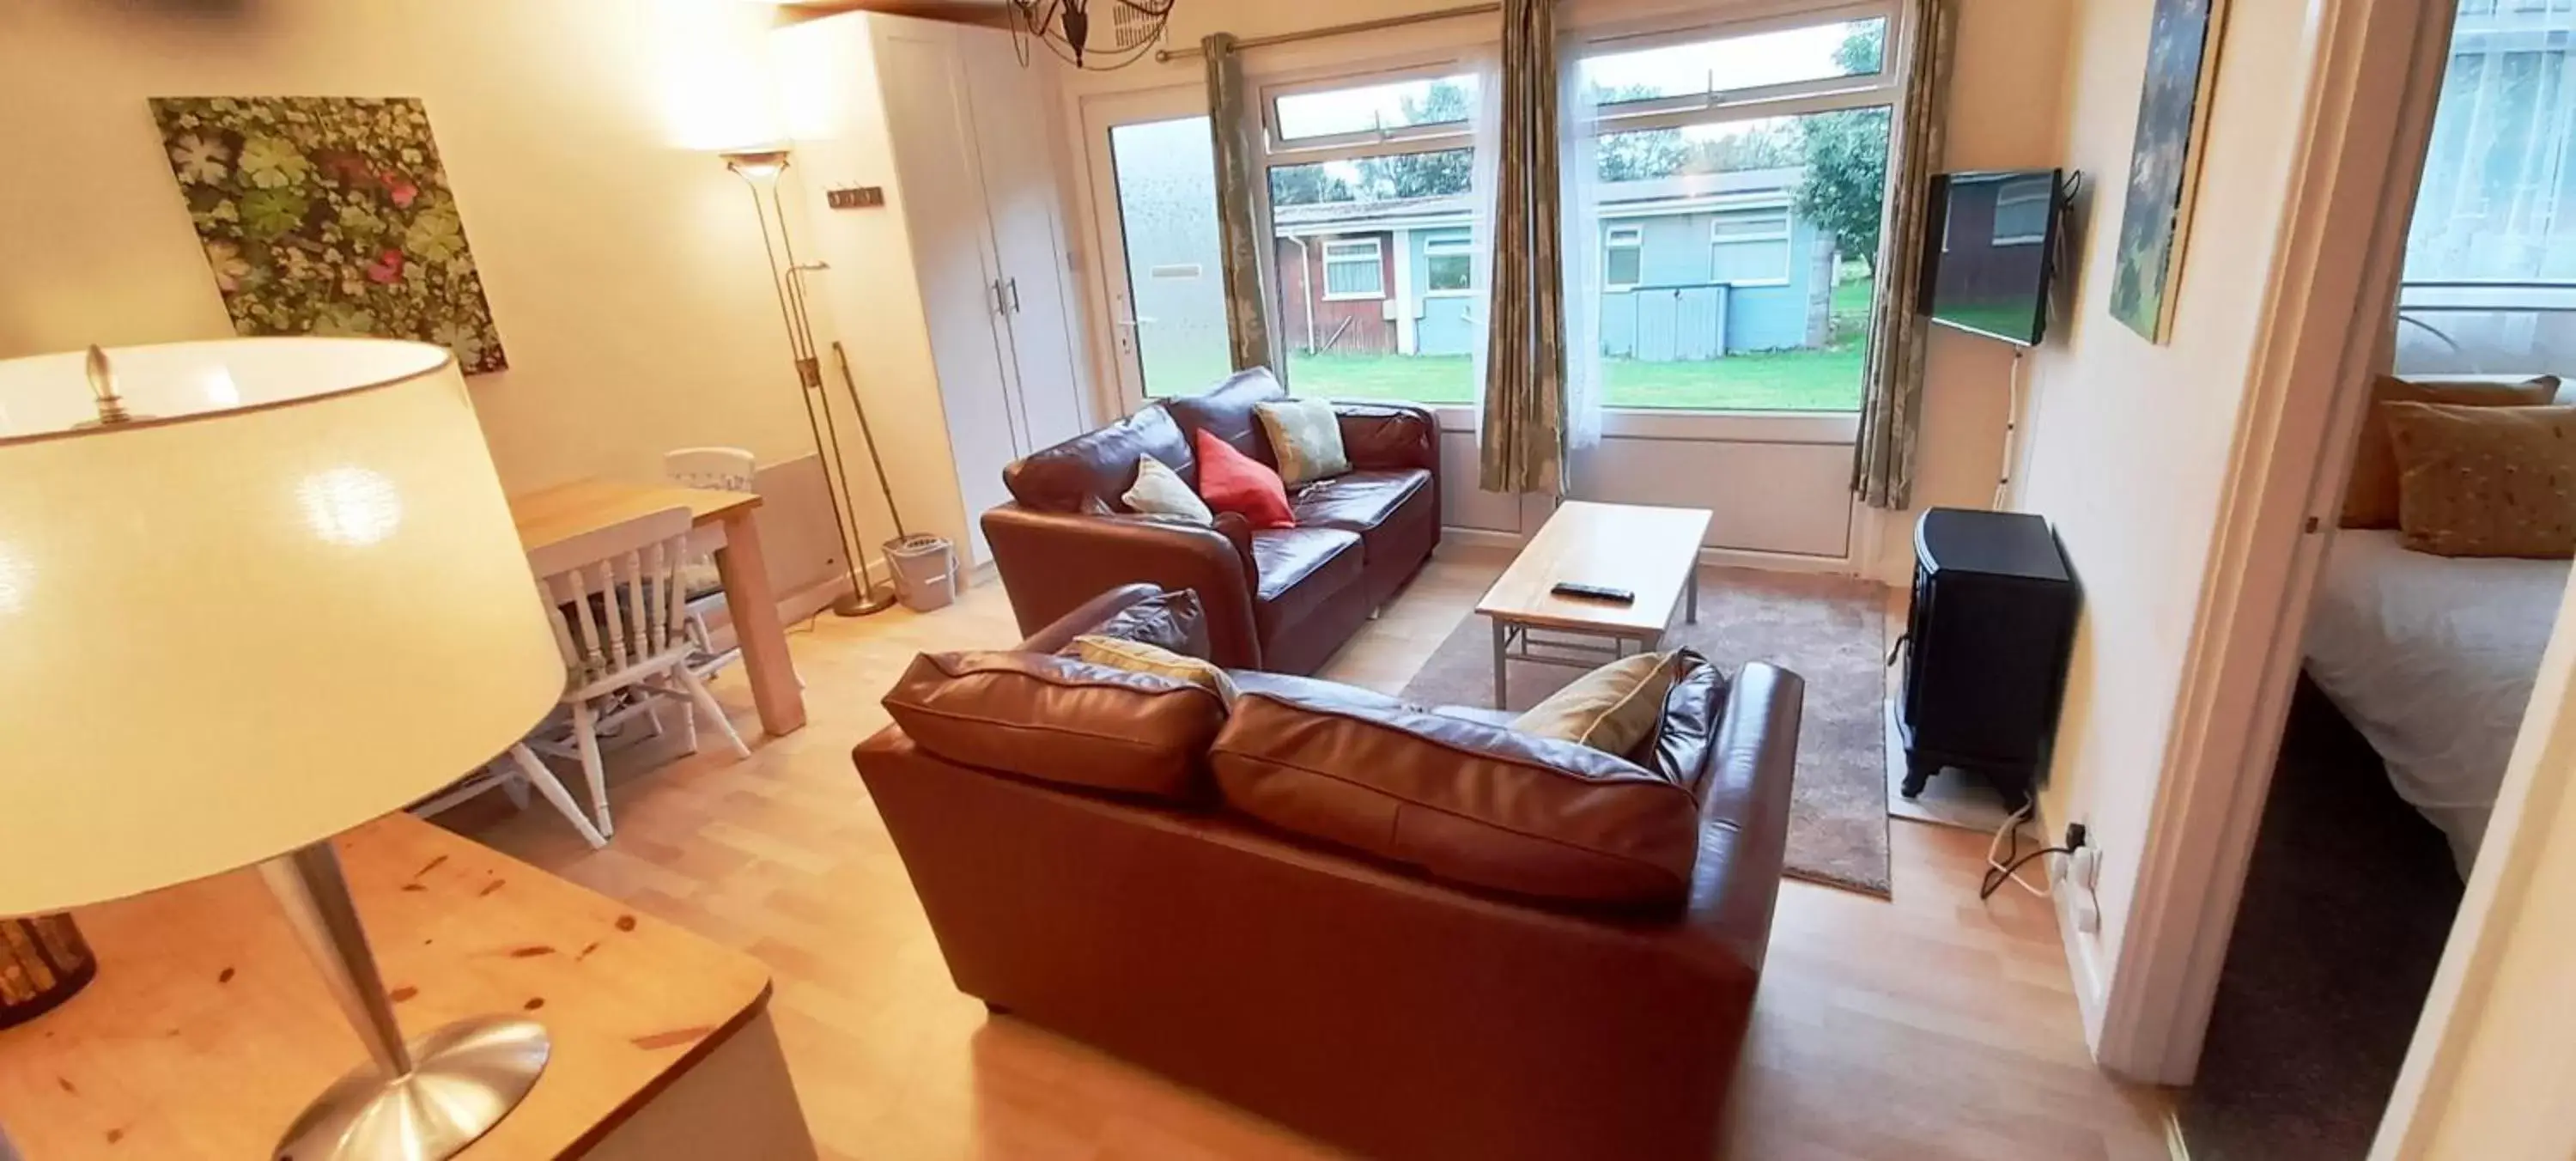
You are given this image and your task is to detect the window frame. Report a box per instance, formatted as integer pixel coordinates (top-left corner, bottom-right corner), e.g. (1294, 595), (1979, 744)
(1573, 2), (1901, 416)
(1422, 234), (1476, 296)
(1710, 208), (1795, 285)
(1262, 60), (1482, 159)
(1603, 224), (1645, 290)
(1320, 237), (1389, 301)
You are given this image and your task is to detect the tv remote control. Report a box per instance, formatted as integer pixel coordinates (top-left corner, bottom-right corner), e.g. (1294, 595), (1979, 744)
(1551, 581), (1635, 604)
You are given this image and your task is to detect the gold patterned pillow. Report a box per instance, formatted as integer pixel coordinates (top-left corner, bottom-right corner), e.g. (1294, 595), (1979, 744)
(2342, 374), (2558, 529)
(1254, 398), (1351, 486)
(2383, 402), (2576, 559)
(1072, 635), (1240, 703)
(1120, 455), (1212, 524)
(1509, 651), (1681, 755)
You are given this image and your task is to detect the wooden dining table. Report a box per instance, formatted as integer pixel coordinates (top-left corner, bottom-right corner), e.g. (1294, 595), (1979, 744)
(507, 478), (806, 738)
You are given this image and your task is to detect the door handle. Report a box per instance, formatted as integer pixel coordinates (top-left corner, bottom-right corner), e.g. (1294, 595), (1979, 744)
(1114, 317), (1158, 328)
(1005, 277), (1023, 314)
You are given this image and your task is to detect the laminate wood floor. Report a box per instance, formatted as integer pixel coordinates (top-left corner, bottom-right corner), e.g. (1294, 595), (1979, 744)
(448, 544), (2173, 1161)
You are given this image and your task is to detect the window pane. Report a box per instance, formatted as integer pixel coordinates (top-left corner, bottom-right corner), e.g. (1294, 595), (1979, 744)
(1106, 116), (1234, 398)
(1586, 108), (1890, 410)
(1274, 75), (1476, 142)
(1270, 149), (1480, 404)
(2396, 2), (2576, 373)
(1582, 18), (1885, 107)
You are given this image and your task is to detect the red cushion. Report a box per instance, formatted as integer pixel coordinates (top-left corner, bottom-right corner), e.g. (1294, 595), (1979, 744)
(1194, 428), (1295, 530)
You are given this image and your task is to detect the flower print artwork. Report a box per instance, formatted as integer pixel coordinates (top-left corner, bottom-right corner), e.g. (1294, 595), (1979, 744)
(150, 97), (507, 373)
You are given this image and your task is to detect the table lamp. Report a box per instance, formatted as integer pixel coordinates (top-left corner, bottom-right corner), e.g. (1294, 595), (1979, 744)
(0, 338), (567, 1159)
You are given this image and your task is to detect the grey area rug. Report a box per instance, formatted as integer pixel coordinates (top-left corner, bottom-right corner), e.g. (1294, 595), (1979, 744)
(1398, 566), (1892, 897)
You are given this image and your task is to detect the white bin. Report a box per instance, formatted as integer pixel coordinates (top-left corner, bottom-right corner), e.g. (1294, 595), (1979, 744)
(884, 534), (956, 612)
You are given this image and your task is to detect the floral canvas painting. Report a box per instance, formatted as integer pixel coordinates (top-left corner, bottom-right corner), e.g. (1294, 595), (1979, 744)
(2108, 0), (2228, 343)
(150, 96), (506, 373)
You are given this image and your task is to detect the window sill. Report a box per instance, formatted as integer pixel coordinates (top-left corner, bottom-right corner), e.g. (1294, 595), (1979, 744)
(1319, 292), (1388, 302)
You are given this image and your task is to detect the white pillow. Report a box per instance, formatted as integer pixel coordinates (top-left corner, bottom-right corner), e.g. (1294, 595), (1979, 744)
(1121, 455), (1212, 523)
(1255, 398), (1351, 486)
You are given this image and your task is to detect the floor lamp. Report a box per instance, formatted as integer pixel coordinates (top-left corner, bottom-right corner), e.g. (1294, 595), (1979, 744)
(721, 146), (895, 617)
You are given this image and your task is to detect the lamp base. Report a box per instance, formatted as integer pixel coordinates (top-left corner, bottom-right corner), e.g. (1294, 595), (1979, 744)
(272, 1017), (549, 1161)
(829, 586), (899, 617)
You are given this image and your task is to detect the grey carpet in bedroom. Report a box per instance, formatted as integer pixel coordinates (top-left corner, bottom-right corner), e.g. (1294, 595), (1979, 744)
(1397, 565), (1891, 897)
(2176, 678), (2464, 1160)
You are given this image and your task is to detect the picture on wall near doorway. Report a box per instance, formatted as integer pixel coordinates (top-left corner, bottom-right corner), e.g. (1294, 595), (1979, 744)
(149, 96), (508, 374)
(2108, 0), (2228, 343)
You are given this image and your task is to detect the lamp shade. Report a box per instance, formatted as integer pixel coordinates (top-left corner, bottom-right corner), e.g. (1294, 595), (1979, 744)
(0, 338), (562, 916)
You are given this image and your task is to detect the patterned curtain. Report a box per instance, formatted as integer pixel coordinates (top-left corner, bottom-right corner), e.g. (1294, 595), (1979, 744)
(1850, 0), (1957, 510)
(1477, 0), (1569, 495)
(1203, 33), (1277, 373)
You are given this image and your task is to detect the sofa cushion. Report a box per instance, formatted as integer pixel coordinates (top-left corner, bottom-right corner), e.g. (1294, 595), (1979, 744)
(1003, 404), (1194, 513)
(1249, 527), (1365, 635)
(1165, 368), (1289, 469)
(1063, 587), (1211, 659)
(1195, 427), (1296, 529)
(1072, 635), (1241, 702)
(1256, 398), (1351, 485)
(1290, 469), (1430, 533)
(1632, 651), (1727, 798)
(1512, 651), (1682, 755)
(1210, 685), (1703, 907)
(1122, 455), (1212, 523)
(881, 651), (1224, 799)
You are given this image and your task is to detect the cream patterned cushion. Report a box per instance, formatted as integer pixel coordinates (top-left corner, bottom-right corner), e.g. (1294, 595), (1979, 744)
(1120, 455), (1212, 523)
(1255, 398), (1351, 487)
(1072, 635), (1240, 703)
(1509, 651), (1681, 755)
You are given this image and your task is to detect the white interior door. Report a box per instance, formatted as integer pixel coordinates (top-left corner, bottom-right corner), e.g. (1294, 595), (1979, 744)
(958, 31), (1091, 455)
(875, 24), (1018, 567)
(1078, 86), (1233, 413)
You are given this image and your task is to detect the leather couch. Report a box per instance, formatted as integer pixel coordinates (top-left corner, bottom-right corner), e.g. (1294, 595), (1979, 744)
(853, 584), (1805, 1161)
(982, 368), (1440, 674)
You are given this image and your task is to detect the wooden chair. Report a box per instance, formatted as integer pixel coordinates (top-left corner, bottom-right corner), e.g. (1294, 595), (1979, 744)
(410, 744), (608, 849)
(662, 447), (756, 682)
(527, 505), (750, 837)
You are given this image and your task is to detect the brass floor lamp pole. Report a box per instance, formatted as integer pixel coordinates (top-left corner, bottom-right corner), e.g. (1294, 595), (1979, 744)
(724, 147), (894, 617)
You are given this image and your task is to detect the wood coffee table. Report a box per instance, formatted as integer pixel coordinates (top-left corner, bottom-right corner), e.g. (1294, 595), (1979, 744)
(1476, 501), (1714, 707)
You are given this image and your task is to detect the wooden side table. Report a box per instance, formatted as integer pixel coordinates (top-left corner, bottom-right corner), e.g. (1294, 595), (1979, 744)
(0, 816), (815, 1159)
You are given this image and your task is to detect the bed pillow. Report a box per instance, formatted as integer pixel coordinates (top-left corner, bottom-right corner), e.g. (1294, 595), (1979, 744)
(1193, 427), (1296, 529)
(1121, 455), (1212, 524)
(1255, 398), (1352, 486)
(2383, 402), (2576, 558)
(2342, 374), (2558, 529)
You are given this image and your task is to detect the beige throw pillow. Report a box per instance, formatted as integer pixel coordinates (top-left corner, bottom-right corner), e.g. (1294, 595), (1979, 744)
(2342, 374), (2558, 529)
(1120, 455), (1212, 524)
(1072, 634), (1240, 703)
(1510, 651), (1680, 756)
(2382, 403), (2576, 559)
(1255, 398), (1351, 486)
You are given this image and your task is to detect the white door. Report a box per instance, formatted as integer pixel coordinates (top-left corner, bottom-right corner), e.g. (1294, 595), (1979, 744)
(957, 31), (1092, 455)
(1078, 86), (1234, 413)
(874, 24), (1018, 566)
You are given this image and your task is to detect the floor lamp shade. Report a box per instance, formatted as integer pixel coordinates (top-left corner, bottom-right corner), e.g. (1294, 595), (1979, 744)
(0, 337), (562, 915)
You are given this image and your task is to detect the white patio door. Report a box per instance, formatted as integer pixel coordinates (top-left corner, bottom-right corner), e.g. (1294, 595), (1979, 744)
(1078, 86), (1236, 412)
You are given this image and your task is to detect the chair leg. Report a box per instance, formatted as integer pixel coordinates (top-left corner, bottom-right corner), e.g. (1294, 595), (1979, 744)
(500, 769), (532, 811)
(674, 664), (752, 759)
(572, 699), (614, 838)
(510, 745), (607, 849)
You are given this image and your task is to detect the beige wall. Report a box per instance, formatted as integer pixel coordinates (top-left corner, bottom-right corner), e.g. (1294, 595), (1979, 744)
(0, 0), (826, 495)
(2016, 0), (2319, 1017)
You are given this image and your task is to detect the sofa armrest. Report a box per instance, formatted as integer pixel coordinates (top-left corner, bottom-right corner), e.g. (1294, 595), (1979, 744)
(981, 504), (1264, 668)
(1332, 401), (1439, 475)
(1680, 662), (1803, 974)
(1013, 583), (1168, 653)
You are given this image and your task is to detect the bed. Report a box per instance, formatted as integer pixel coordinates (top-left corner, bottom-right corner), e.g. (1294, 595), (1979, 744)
(2302, 529), (2567, 875)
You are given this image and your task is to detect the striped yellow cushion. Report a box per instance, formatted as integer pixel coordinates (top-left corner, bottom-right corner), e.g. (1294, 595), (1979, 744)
(1510, 651), (1680, 754)
(1072, 635), (1239, 703)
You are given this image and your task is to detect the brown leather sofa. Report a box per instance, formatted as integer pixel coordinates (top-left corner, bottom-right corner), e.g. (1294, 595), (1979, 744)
(854, 584), (1805, 1161)
(982, 368), (1440, 675)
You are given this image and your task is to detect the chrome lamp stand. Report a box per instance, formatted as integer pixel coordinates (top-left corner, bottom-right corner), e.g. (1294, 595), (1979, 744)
(259, 842), (547, 1161)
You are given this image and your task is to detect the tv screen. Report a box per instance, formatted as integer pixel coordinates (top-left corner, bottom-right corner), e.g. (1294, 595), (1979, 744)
(1922, 168), (2063, 347)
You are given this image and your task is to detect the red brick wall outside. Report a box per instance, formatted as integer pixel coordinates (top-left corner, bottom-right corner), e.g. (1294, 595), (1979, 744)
(1274, 233), (1397, 356)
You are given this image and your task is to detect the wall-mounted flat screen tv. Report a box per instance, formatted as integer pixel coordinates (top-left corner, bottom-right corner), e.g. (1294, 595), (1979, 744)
(1918, 168), (2064, 347)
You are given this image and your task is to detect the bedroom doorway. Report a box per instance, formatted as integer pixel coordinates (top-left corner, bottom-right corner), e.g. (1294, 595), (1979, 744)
(2170, 3), (2576, 1155)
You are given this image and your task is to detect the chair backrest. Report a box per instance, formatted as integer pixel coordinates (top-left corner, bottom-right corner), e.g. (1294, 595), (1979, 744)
(664, 447), (758, 492)
(527, 507), (696, 686)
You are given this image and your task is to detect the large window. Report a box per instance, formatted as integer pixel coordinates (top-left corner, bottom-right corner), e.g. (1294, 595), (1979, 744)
(1577, 17), (1894, 411)
(1267, 69), (1483, 404)
(2395, 1), (2576, 374)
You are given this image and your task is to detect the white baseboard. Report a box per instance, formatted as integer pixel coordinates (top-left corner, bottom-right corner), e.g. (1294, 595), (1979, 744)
(1440, 525), (1868, 576)
(2037, 793), (2114, 1055)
